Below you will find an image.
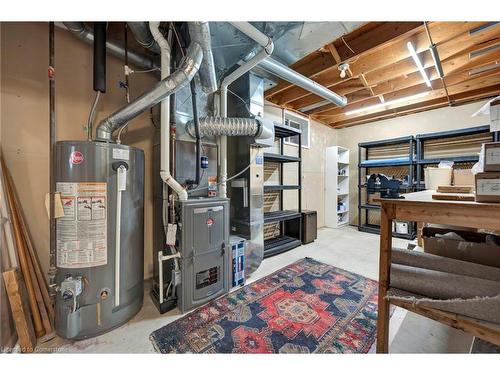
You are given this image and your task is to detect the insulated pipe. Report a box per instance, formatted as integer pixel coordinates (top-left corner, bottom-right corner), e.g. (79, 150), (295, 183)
(219, 22), (275, 198)
(127, 22), (160, 54)
(258, 58), (348, 107)
(93, 22), (107, 93)
(187, 22), (218, 94)
(95, 43), (202, 145)
(62, 22), (158, 71)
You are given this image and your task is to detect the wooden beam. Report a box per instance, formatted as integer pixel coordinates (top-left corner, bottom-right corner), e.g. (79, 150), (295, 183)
(348, 22), (491, 77)
(309, 55), (500, 117)
(329, 87), (499, 129)
(322, 82), (500, 127)
(267, 22), (491, 107)
(333, 22), (423, 61)
(326, 43), (341, 64)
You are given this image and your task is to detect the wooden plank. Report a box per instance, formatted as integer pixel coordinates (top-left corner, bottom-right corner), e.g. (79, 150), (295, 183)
(6, 166), (54, 323)
(333, 22), (423, 62)
(437, 186), (474, 193)
(376, 202), (395, 353)
(3, 268), (36, 352)
(1, 157), (45, 337)
(431, 193), (475, 201)
(390, 299), (500, 347)
(326, 43), (341, 63)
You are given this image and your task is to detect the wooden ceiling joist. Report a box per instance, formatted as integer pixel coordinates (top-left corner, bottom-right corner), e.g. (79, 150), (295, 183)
(264, 21), (500, 128)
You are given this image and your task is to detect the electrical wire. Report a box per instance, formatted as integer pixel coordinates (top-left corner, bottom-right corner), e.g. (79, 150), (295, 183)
(227, 88), (252, 115)
(86, 91), (101, 141)
(188, 153), (257, 193)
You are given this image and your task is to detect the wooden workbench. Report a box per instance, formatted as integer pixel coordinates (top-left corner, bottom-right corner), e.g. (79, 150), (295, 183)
(376, 190), (500, 353)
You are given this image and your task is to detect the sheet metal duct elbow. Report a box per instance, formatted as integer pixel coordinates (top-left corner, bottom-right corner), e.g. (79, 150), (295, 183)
(127, 22), (161, 54)
(188, 22), (218, 94)
(96, 43), (203, 141)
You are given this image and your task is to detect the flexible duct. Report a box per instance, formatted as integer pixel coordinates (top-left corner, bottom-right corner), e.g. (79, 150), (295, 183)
(96, 43), (203, 141)
(259, 58), (348, 107)
(186, 117), (261, 137)
(62, 22), (158, 71)
(127, 22), (160, 54)
(188, 22), (218, 94)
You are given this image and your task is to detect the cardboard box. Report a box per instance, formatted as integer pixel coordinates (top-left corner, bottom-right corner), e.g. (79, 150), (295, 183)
(483, 142), (500, 172)
(453, 168), (474, 186)
(475, 172), (500, 203)
(423, 227), (500, 268)
(490, 99), (500, 132)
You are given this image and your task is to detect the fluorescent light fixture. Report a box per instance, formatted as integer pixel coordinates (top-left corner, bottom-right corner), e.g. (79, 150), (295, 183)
(345, 91), (430, 116)
(469, 62), (500, 76)
(407, 42), (432, 87)
(429, 44), (444, 78)
(470, 44), (500, 59)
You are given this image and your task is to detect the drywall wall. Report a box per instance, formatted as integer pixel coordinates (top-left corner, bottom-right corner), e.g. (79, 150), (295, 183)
(1, 23), (157, 279)
(336, 100), (492, 225)
(264, 102), (338, 228)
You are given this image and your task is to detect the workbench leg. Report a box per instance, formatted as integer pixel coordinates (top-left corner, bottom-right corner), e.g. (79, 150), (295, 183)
(377, 203), (393, 353)
(417, 222), (424, 248)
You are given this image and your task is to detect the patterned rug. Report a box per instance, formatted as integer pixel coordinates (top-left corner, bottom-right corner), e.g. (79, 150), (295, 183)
(150, 258), (380, 353)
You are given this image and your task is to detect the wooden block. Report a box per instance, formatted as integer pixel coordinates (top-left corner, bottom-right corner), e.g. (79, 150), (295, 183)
(3, 268), (36, 353)
(437, 185), (474, 194)
(432, 193), (475, 201)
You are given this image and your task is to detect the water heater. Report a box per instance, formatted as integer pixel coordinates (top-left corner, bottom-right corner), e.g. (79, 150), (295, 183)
(54, 141), (144, 340)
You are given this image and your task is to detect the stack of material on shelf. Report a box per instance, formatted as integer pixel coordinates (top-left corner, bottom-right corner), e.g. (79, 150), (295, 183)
(1, 156), (54, 352)
(387, 248), (500, 325)
(475, 142), (500, 203)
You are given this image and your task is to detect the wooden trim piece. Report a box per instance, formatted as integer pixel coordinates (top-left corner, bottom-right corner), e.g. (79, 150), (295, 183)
(390, 299), (500, 346)
(376, 202), (395, 353)
(3, 268), (36, 352)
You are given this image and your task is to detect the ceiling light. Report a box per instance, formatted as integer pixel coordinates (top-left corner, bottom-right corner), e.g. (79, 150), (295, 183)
(407, 42), (432, 87)
(345, 91), (430, 116)
(338, 63), (349, 79)
(429, 44), (444, 78)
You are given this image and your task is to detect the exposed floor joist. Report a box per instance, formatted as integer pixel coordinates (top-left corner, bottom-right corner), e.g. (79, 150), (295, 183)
(265, 22), (500, 128)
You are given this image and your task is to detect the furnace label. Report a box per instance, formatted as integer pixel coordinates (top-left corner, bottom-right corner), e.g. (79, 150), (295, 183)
(56, 182), (107, 268)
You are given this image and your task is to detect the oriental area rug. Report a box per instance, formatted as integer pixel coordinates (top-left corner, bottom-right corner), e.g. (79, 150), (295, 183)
(150, 258), (380, 353)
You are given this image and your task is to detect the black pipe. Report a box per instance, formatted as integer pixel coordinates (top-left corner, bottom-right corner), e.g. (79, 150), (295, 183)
(190, 79), (202, 185)
(93, 22), (107, 93)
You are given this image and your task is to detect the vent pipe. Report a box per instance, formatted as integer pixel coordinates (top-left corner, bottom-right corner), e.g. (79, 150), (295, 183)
(188, 22), (218, 94)
(127, 22), (160, 54)
(259, 58), (348, 107)
(96, 43), (203, 141)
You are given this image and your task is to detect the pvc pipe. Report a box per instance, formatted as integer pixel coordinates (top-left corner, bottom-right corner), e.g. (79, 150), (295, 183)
(149, 22), (189, 202)
(219, 22), (274, 198)
(114, 186), (122, 307)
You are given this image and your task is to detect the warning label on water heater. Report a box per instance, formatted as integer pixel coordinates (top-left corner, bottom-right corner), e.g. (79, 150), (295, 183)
(56, 182), (107, 268)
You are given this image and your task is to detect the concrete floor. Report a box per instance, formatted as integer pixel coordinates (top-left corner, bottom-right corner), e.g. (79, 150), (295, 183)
(40, 226), (473, 353)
